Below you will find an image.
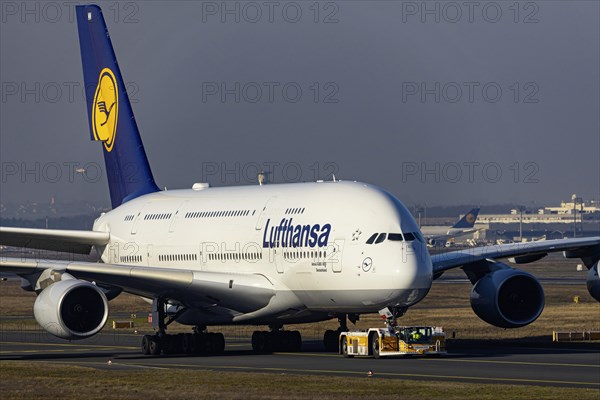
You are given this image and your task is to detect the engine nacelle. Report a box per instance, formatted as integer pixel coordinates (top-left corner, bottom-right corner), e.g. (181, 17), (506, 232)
(34, 279), (109, 340)
(587, 262), (600, 302)
(470, 267), (544, 328)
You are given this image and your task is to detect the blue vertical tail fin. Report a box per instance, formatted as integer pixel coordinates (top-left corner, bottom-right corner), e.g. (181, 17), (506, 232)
(76, 5), (158, 208)
(452, 208), (480, 229)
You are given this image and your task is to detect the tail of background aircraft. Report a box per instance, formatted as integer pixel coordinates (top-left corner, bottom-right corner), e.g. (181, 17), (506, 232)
(452, 208), (480, 229)
(76, 5), (159, 209)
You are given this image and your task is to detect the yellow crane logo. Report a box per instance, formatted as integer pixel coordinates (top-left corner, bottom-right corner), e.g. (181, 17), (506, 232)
(92, 68), (118, 152)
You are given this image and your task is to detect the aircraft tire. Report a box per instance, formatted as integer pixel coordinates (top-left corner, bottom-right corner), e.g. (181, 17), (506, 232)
(369, 332), (380, 359)
(181, 333), (193, 354)
(323, 330), (338, 352)
(149, 335), (162, 356)
(141, 334), (152, 355)
(341, 336), (352, 358)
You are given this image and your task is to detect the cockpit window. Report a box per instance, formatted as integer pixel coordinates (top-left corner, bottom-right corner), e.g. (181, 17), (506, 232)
(388, 233), (404, 241)
(368, 232), (424, 244)
(375, 233), (387, 244)
(366, 233), (378, 244)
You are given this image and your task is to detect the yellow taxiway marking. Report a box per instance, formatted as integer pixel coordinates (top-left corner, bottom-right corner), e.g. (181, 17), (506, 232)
(0, 345), (139, 354)
(0, 341), (244, 350)
(274, 352), (338, 358)
(107, 362), (169, 370)
(0, 360), (169, 371)
(276, 352), (600, 368)
(0, 348), (120, 354)
(420, 357), (600, 369)
(95, 361), (599, 387)
(0, 341), (137, 350)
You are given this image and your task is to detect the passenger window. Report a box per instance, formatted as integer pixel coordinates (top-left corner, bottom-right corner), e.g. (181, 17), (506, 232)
(388, 233), (404, 241)
(366, 233), (378, 244)
(375, 233), (387, 244)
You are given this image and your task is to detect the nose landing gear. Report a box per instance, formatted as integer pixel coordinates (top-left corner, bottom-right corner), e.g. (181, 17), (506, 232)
(379, 306), (407, 333)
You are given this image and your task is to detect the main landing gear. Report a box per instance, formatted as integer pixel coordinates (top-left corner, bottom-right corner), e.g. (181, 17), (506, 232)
(141, 298), (225, 356)
(251, 325), (302, 353)
(323, 314), (357, 352)
(141, 330), (225, 356)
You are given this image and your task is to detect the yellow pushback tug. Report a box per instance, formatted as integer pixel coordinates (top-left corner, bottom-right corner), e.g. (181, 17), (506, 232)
(339, 308), (447, 358)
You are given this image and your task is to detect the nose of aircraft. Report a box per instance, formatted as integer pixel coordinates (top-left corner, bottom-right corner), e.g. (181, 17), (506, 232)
(393, 240), (433, 307)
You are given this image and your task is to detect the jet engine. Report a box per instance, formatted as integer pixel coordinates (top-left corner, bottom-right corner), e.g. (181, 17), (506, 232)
(470, 266), (544, 328)
(34, 278), (108, 340)
(587, 262), (600, 302)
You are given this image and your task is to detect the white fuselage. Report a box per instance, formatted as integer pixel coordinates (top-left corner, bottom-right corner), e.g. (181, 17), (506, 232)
(93, 181), (433, 326)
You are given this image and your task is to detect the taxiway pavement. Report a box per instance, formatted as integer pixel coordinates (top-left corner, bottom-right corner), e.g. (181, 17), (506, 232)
(1, 330), (598, 388)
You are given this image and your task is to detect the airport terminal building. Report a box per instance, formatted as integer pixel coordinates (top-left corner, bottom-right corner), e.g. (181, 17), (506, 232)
(472, 195), (600, 243)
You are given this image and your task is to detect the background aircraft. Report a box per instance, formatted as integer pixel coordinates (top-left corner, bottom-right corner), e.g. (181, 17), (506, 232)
(421, 208), (480, 246)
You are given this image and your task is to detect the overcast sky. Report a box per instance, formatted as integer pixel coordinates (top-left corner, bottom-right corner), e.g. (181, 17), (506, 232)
(1, 1), (598, 209)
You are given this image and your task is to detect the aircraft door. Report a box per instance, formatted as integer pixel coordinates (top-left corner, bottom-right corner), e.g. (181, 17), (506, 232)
(330, 239), (345, 273)
(131, 202), (151, 235)
(131, 211), (143, 234)
(146, 244), (153, 266)
(169, 201), (188, 233)
(255, 197), (276, 230)
(274, 248), (284, 274)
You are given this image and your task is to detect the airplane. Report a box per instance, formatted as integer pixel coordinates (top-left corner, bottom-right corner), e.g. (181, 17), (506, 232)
(420, 208), (480, 246)
(1, 5), (599, 356)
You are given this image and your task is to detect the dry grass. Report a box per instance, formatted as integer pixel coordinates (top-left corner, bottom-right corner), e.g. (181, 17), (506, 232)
(0, 362), (598, 400)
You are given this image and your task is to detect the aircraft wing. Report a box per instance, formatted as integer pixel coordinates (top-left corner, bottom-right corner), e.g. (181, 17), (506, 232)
(0, 227), (109, 254)
(0, 257), (275, 314)
(431, 237), (600, 275)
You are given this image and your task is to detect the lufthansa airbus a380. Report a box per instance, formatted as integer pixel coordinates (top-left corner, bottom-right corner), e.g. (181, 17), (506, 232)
(1, 5), (599, 356)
